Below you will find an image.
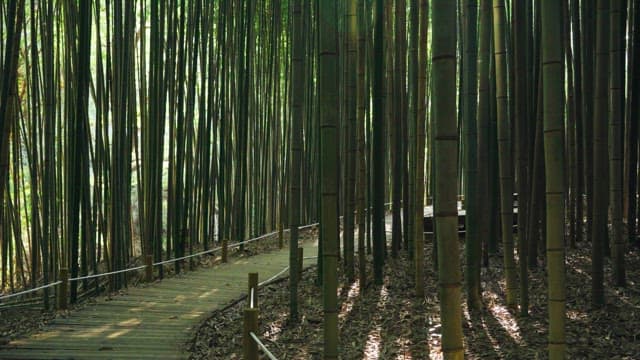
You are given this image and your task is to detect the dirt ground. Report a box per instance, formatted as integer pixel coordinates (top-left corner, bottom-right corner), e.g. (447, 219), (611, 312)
(189, 237), (640, 359)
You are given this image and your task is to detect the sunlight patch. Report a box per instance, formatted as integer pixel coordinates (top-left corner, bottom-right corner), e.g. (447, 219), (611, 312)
(363, 324), (382, 359)
(118, 318), (141, 327)
(339, 280), (360, 320)
(363, 283), (390, 359)
(74, 324), (111, 338)
(197, 288), (219, 299)
(488, 302), (522, 344)
(107, 328), (131, 339)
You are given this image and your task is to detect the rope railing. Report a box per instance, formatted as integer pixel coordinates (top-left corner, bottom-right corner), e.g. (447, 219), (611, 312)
(0, 202), (391, 302)
(242, 221), (384, 359)
(0, 222), (322, 305)
(249, 332), (279, 360)
(258, 266), (290, 288)
(243, 251), (320, 359)
(68, 265), (148, 282)
(152, 221), (322, 267)
(0, 204), (391, 305)
(0, 281), (62, 302)
(298, 222), (320, 231)
(259, 252), (318, 288)
(152, 246), (223, 267)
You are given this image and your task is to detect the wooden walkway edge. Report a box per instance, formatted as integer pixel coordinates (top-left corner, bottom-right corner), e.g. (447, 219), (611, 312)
(0, 240), (318, 360)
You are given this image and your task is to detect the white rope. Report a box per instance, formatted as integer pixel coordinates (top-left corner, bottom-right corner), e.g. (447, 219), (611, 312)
(152, 246), (223, 266)
(70, 220), (322, 280)
(298, 222), (319, 231)
(152, 227), (292, 266)
(151, 227), (290, 267)
(68, 265), (148, 282)
(253, 254), (317, 288)
(258, 266), (289, 287)
(250, 332), (279, 360)
(0, 281), (62, 301)
(233, 230), (279, 247)
(0, 220), (326, 302)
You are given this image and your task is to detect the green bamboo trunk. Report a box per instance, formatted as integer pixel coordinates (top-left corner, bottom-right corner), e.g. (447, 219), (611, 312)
(408, 0), (419, 261)
(581, 0), (596, 253)
(513, 0), (531, 317)
(541, 1), (567, 357)
(414, 0), (429, 298)
(477, 0), (492, 270)
(344, 0), (358, 283)
(609, 0), (626, 287)
(570, 0), (585, 248)
(592, 0), (609, 309)
(356, 0), (367, 289)
(463, 0), (481, 311)
(319, 0), (340, 357)
(433, 0), (464, 358)
(492, 0), (518, 309)
(628, 0), (640, 247)
(395, 0), (410, 256)
(372, 0), (387, 285)
(289, 0), (304, 321)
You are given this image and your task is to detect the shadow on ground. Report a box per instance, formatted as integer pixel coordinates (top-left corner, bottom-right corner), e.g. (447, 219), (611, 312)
(191, 235), (640, 359)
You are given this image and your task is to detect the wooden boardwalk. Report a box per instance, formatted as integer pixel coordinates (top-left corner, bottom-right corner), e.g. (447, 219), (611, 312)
(0, 240), (318, 359)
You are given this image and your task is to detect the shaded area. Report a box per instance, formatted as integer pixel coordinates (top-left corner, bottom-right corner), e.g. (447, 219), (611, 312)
(192, 236), (640, 359)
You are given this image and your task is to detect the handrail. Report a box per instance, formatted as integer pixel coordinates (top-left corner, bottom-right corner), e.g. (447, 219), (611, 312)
(242, 220), (376, 360)
(1, 201), (392, 302)
(257, 254), (318, 288)
(152, 246), (222, 266)
(1, 202), (394, 302)
(298, 222), (319, 231)
(243, 253), (320, 359)
(250, 332), (279, 360)
(68, 265), (148, 282)
(153, 222), (321, 267)
(0, 281), (62, 301)
(258, 266), (289, 287)
(0, 207), (389, 303)
(0, 222), (322, 303)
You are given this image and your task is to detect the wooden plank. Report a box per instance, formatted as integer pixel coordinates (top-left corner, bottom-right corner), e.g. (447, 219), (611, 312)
(0, 241), (319, 359)
(50, 318), (196, 326)
(0, 351), (183, 359)
(8, 339), (183, 348)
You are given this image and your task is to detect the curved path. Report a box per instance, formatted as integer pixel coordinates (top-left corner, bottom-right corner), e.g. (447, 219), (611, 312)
(0, 239), (318, 359)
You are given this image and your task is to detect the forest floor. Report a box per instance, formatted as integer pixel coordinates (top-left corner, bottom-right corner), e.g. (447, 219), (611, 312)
(190, 236), (640, 359)
(0, 231), (287, 346)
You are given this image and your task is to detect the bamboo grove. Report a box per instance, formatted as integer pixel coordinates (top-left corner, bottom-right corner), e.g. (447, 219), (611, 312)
(1, 0), (639, 359)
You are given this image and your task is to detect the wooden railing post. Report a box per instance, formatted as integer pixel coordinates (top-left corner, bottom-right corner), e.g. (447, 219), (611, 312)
(243, 308), (259, 360)
(298, 247), (304, 277)
(58, 268), (68, 310)
(278, 223), (284, 249)
(145, 255), (153, 282)
(248, 272), (258, 308)
(222, 238), (228, 263)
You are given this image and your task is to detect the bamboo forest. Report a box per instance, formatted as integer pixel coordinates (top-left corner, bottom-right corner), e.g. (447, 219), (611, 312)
(1, 0), (640, 359)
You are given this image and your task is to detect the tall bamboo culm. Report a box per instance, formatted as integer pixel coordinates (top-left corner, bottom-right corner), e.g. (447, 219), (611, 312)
(541, 0), (567, 357)
(318, 0), (340, 358)
(433, 0), (464, 358)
